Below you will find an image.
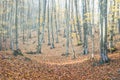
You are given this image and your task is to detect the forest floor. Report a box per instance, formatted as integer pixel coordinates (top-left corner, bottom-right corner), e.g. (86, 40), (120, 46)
(0, 42), (120, 80)
(0, 30), (120, 80)
(0, 50), (120, 80)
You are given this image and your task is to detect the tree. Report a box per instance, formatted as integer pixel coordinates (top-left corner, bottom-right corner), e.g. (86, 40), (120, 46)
(37, 0), (41, 53)
(82, 0), (88, 55)
(99, 0), (109, 63)
(65, 0), (70, 56)
(74, 0), (82, 43)
(50, 0), (55, 49)
(9, 0), (14, 50)
(15, 0), (19, 50)
(0, 27), (2, 50)
(37, 0), (47, 53)
(47, 0), (51, 45)
(91, 0), (95, 58)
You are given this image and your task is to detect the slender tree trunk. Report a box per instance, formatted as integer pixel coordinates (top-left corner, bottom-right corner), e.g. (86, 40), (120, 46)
(118, 19), (120, 34)
(47, 0), (51, 45)
(37, 0), (41, 53)
(9, 0), (14, 50)
(0, 29), (2, 50)
(118, 2), (120, 34)
(91, 0), (95, 58)
(70, 0), (76, 59)
(37, 0), (47, 53)
(54, 0), (59, 43)
(83, 0), (88, 55)
(99, 0), (109, 63)
(65, 0), (70, 56)
(15, 0), (18, 50)
(50, 0), (55, 49)
(74, 0), (82, 42)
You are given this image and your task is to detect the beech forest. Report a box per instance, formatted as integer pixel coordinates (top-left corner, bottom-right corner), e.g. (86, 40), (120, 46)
(0, 0), (120, 80)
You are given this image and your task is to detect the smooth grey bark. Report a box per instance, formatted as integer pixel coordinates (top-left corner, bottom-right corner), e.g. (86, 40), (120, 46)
(118, 2), (120, 34)
(74, 0), (82, 42)
(118, 19), (120, 34)
(26, 2), (32, 41)
(10, 8), (14, 50)
(57, 0), (60, 34)
(37, 0), (41, 53)
(0, 10), (2, 50)
(65, 0), (70, 56)
(50, 0), (55, 49)
(22, 1), (25, 44)
(82, 0), (88, 55)
(0, 28), (2, 50)
(99, 0), (109, 63)
(70, 0), (76, 59)
(47, 0), (51, 45)
(37, 0), (47, 53)
(91, 0), (95, 58)
(54, 0), (59, 43)
(15, 0), (18, 50)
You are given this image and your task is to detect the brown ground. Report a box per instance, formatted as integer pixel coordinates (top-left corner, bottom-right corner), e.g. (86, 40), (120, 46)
(0, 30), (120, 80)
(0, 49), (120, 80)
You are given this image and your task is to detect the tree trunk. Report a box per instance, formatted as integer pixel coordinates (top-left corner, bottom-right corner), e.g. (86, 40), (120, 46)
(47, 0), (51, 45)
(65, 0), (70, 56)
(50, 0), (55, 49)
(83, 0), (88, 55)
(99, 0), (109, 63)
(15, 0), (18, 50)
(74, 0), (82, 42)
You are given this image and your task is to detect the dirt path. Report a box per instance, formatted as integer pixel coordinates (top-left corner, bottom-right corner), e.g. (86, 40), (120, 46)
(23, 52), (98, 66)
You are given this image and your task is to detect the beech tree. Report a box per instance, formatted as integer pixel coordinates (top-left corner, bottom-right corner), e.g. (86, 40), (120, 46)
(99, 0), (109, 63)
(15, 0), (18, 50)
(82, 0), (88, 55)
(74, 0), (82, 43)
(37, 0), (47, 53)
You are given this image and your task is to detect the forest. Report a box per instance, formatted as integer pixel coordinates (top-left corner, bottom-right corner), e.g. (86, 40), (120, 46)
(0, 0), (120, 80)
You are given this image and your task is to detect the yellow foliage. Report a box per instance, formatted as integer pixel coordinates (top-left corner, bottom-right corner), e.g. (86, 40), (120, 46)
(116, 0), (120, 3)
(71, 33), (76, 38)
